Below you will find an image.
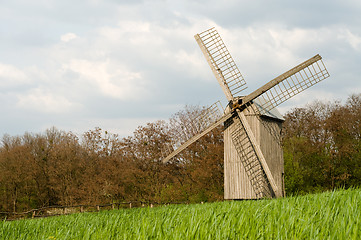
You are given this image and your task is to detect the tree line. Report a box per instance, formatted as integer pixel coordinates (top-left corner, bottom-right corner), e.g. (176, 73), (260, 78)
(283, 94), (361, 194)
(0, 106), (224, 213)
(1, 94), (361, 212)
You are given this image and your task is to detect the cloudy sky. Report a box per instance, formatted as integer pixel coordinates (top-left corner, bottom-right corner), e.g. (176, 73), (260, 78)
(1, 0), (360, 138)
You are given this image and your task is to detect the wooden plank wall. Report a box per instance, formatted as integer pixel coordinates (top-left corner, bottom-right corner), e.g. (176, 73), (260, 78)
(224, 105), (284, 199)
(224, 116), (257, 199)
(259, 118), (284, 196)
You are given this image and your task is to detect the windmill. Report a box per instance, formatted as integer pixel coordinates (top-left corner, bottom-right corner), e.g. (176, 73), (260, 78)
(162, 27), (330, 199)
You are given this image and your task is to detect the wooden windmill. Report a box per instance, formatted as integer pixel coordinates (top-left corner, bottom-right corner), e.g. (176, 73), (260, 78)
(162, 27), (330, 199)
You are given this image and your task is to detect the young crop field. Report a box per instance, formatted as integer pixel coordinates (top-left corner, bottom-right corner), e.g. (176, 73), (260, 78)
(1, 188), (360, 239)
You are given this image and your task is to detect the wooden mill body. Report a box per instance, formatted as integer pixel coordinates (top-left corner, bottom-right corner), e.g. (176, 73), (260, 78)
(223, 103), (285, 199)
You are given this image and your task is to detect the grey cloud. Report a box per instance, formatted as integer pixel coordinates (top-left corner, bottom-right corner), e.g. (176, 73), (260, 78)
(0, 0), (360, 138)
(183, 0), (361, 29)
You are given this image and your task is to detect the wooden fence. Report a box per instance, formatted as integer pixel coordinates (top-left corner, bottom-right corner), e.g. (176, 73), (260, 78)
(0, 201), (196, 221)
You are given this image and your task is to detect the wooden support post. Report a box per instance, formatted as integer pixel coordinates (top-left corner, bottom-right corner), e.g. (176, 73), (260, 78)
(194, 32), (235, 102)
(96, 205), (100, 211)
(80, 206), (84, 213)
(282, 172), (286, 197)
(32, 210), (36, 218)
(129, 202), (132, 209)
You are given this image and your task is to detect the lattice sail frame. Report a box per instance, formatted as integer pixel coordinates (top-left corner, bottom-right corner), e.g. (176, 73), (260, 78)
(162, 101), (224, 158)
(256, 56), (329, 114)
(231, 117), (272, 198)
(195, 28), (247, 101)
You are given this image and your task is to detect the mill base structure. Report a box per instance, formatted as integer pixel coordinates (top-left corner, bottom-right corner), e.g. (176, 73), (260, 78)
(224, 102), (284, 199)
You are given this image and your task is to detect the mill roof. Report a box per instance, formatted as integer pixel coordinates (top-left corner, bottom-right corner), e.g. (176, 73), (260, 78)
(253, 98), (285, 122)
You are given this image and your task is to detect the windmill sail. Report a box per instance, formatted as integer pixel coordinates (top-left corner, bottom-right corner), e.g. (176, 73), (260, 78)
(231, 117), (272, 198)
(195, 28), (247, 101)
(171, 101), (224, 144)
(244, 55), (330, 114)
(163, 102), (229, 163)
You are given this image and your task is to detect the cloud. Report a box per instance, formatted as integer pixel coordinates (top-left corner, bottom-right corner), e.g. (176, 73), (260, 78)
(0, 0), (361, 138)
(16, 88), (80, 114)
(338, 29), (361, 51)
(277, 88), (340, 115)
(0, 63), (29, 88)
(211, 24), (359, 89)
(61, 32), (78, 42)
(63, 59), (145, 100)
(61, 117), (163, 137)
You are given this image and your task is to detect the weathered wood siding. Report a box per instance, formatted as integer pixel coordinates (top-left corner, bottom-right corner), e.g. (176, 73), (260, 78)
(224, 105), (284, 199)
(224, 116), (256, 199)
(259, 117), (284, 197)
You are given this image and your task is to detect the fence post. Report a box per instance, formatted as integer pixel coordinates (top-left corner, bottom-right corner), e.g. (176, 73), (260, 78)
(80, 206), (84, 213)
(96, 205), (100, 211)
(129, 202), (132, 209)
(32, 210), (36, 218)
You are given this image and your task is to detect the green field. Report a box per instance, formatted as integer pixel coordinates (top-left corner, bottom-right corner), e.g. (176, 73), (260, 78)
(1, 188), (360, 239)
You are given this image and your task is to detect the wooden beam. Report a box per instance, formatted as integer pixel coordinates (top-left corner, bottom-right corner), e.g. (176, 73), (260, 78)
(194, 34), (234, 102)
(242, 54), (322, 105)
(162, 112), (232, 163)
(236, 109), (282, 198)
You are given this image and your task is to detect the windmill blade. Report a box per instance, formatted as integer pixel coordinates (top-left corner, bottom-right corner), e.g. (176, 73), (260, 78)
(171, 101), (224, 144)
(163, 102), (231, 163)
(195, 28), (247, 102)
(231, 109), (282, 198)
(243, 54), (329, 114)
(163, 112), (232, 163)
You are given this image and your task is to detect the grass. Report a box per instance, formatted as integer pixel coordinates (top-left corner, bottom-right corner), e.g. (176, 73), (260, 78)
(1, 188), (360, 239)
